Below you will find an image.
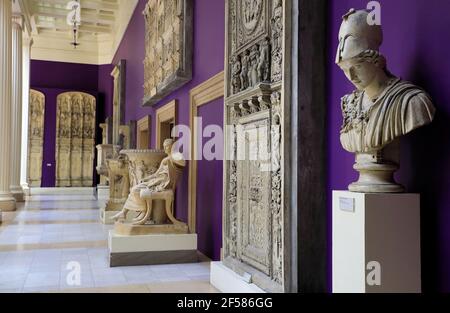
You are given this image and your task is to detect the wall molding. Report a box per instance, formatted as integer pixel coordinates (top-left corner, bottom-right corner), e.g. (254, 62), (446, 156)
(137, 115), (151, 149)
(188, 71), (225, 233)
(155, 99), (178, 149)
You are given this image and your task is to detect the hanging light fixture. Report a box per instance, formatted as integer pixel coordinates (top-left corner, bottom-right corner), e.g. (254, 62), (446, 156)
(67, 0), (81, 48)
(71, 20), (80, 49)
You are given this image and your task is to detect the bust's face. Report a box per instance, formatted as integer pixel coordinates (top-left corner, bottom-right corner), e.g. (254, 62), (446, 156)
(339, 58), (378, 91)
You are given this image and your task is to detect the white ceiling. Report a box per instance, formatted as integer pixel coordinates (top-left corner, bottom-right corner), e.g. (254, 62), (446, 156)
(29, 0), (118, 38)
(17, 0), (139, 64)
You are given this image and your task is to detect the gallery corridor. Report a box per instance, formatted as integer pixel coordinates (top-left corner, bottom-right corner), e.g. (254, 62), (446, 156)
(0, 191), (216, 293)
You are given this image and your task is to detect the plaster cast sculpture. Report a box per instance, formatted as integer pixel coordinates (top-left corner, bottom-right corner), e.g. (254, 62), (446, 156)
(223, 0), (285, 293)
(336, 9), (435, 193)
(96, 144), (116, 186)
(55, 92), (96, 187)
(118, 125), (131, 150)
(100, 123), (108, 145)
(142, 0), (193, 106)
(27, 90), (45, 187)
(103, 150), (130, 212)
(112, 139), (187, 234)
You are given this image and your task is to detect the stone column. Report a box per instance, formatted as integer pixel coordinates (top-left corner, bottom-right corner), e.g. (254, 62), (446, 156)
(0, 0), (16, 212)
(10, 14), (24, 202)
(20, 36), (33, 196)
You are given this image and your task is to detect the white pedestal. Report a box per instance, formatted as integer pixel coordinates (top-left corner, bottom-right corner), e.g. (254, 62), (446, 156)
(96, 185), (110, 201)
(30, 187), (95, 195)
(210, 262), (266, 293)
(332, 191), (421, 293)
(108, 231), (198, 267)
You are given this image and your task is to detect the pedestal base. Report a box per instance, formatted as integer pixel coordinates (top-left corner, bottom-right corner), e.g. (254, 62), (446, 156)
(100, 200), (126, 225)
(332, 191), (421, 293)
(0, 196), (16, 212)
(114, 222), (189, 236)
(210, 262), (265, 293)
(11, 187), (24, 202)
(96, 185), (110, 200)
(108, 231), (198, 267)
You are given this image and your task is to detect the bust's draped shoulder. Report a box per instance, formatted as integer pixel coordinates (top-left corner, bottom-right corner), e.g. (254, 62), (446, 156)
(369, 80), (435, 149)
(340, 79), (435, 153)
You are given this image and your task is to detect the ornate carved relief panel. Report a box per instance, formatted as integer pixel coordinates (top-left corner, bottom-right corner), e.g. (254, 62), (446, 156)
(142, 0), (193, 106)
(55, 92), (96, 187)
(224, 0), (285, 293)
(27, 90), (45, 187)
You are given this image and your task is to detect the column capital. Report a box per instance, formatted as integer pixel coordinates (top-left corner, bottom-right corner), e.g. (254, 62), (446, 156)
(12, 14), (23, 30)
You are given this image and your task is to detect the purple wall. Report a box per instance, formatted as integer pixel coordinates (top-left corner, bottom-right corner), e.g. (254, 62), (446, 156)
(98, 64), (115, 119)
(328, 0), (450, 292)
(197, 98), (224, 261)
(113, 0), (225, 260)
(31, 60), (106, 187)
(31, 60), (99, 91)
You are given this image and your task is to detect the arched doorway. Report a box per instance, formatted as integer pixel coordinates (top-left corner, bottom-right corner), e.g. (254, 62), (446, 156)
(55, 92), (96, 187)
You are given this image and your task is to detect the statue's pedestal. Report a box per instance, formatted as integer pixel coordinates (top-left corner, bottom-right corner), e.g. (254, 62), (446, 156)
(100, 201), (127, 225)
(108, 230), (198, 267)
(210, 262), (266, 293)
(96, 185), (109, 201)
(332, 191), (421, 293)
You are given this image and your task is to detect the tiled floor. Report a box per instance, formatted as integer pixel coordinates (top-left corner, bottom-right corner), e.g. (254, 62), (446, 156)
(0, 192), (217, 293)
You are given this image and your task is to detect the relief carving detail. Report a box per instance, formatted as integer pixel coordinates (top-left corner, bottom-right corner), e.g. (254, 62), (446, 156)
(27, 90), (45, 187)
(55, 92), (96, 187)
(224, 0), (285, 293)
(143, 0), (193, 106)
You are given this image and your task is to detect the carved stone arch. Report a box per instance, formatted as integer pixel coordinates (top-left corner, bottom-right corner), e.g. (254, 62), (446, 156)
(55, 92), (96, 187)
(27, 89), (46, 187)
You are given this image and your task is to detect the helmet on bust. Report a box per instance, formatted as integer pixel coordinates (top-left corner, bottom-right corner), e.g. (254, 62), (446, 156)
(335, 8), (383, 64)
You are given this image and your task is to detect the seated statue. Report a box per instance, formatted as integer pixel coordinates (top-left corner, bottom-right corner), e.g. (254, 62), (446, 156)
(112, 139), (186, 225)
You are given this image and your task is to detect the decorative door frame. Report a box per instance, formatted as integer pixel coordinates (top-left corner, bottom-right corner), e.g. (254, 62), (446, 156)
(155, 99), (178, 149)
(137, 115), (151, 149)
(187, 71), (225, 233)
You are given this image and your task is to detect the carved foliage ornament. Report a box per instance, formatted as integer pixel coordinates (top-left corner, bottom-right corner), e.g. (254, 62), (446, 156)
(143, 0), (193, 106)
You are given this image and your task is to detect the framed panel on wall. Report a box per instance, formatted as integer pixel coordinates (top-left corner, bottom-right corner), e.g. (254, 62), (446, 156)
(156, 100), (178, 150)
(137, 115), (151, 149)
(142, 0), (193, 106)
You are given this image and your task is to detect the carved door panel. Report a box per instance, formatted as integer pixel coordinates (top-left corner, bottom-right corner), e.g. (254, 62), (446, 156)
(27, 90), (45, 187)
(224, 0), (285, 293)
(56, 92), (96, 187)
(236, 117), (272, 275)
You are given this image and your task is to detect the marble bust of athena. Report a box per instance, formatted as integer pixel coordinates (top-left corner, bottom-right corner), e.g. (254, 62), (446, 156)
(336, 9), (435, 193)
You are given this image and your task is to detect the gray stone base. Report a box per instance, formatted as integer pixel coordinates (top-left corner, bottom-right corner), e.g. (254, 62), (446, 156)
(110, 250), (199, 267)
(108, 231), (198, 267)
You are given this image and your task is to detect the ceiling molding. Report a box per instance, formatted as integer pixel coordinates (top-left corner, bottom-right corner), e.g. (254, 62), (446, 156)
(24, 0), (139, 65)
